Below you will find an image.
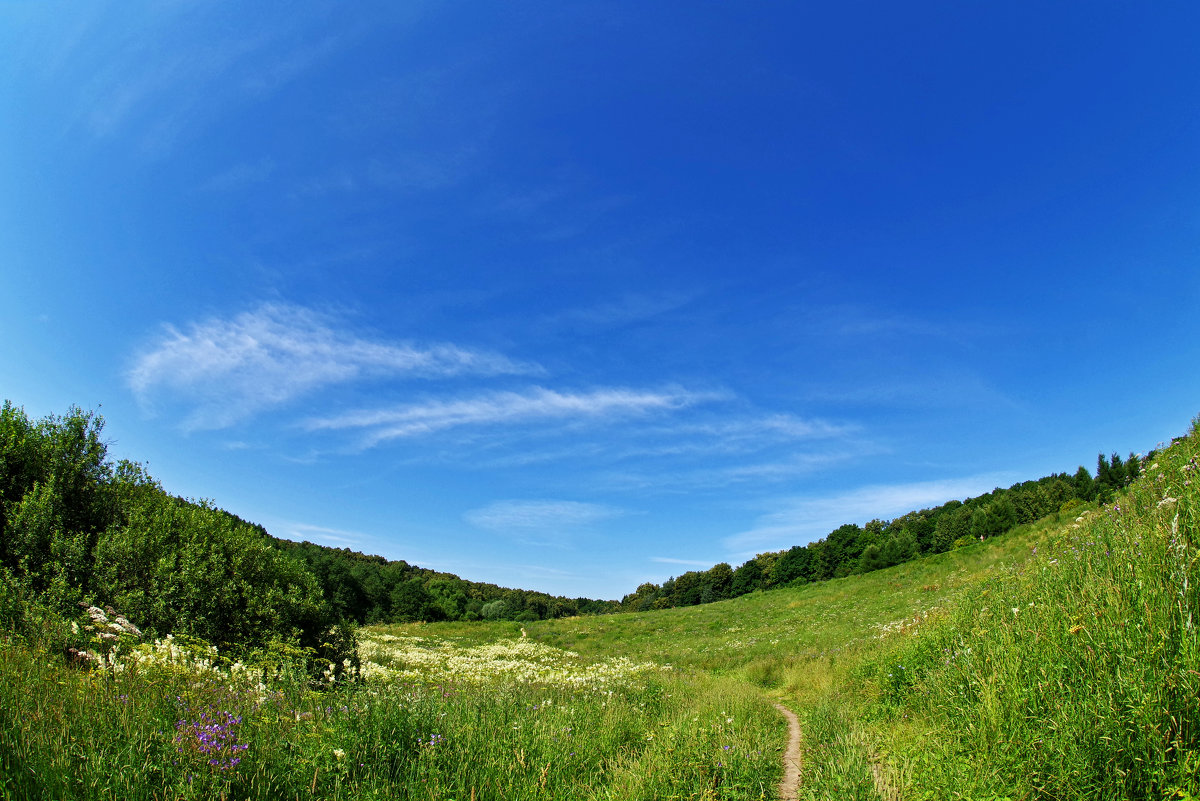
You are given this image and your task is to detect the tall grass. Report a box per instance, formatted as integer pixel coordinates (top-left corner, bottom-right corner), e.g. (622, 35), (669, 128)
(5, 420), (1195, 799)
(397, 509), (1053, 800)
(865, 420), (1200, 798)
(0, 628), (782, 800)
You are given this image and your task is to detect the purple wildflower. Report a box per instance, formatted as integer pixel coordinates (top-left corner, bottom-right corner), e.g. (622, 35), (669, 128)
(174, 709), (249, 772)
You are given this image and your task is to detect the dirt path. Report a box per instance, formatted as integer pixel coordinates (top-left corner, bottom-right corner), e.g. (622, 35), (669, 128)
(772, 702), (802, 801)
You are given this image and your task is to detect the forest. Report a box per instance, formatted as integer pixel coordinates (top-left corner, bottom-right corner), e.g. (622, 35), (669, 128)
(0, 401), (612, 664)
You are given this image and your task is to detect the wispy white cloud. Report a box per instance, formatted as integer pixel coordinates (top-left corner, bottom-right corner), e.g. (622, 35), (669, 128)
(722, 473), (1015, 556)
(510, 563), (581, 579)
(458, 411), (855, 473)
(707, 451), (860, 482)
(595, 441), (872, 494)
(29, 5), (366, 159)
(464, 499), (630, 550)
(239, 30), (350, 96)
(74, 25), (272, 150)
(465, 500), (626, 532)
(294, 146), (485, 199)
(305, 386), (719, 446)
(129, 302), (539, 430)
(809, 304), (948, 340)
(651, 415), (857, 447)
(367, 147), (482, 192)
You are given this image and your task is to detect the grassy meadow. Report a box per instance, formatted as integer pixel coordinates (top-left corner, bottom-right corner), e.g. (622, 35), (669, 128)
(0, 623), (782, 800)
(2, 419), (1197, 798)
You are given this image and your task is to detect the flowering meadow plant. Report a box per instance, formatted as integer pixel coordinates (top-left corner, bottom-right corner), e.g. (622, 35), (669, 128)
(358, 631), (665, 688)
(173, 708), (249, 771)
(0, 600), (782, 800)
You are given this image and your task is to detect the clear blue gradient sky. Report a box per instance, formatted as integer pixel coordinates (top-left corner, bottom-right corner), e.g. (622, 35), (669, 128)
(3, 2), (1198, 600)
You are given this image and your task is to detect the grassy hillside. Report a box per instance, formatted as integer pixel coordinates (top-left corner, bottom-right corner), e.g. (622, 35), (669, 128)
(854, 420), (1200, 799)
(380, 419), (1198, 799)
(399, 514), (1048, 673)
(1, 414), (1195, 799)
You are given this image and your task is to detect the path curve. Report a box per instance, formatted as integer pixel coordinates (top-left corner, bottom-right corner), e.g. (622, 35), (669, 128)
(772, 702), (802, 801)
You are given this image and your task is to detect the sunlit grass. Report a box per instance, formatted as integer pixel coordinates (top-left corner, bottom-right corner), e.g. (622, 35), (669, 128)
(0, 615), (783, 800)
(5, 422), (1196, 798)
(857, 425), (1200, 799)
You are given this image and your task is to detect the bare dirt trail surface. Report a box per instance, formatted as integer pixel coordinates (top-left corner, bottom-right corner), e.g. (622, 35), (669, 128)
(772, 702), (802, 800)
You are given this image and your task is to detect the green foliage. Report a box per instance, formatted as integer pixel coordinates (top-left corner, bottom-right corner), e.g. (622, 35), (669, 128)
(0, 402), (111, 609)
(93, 494), (329, 651)
(0, 402), (333, 659)
(282, 539), (615, 625)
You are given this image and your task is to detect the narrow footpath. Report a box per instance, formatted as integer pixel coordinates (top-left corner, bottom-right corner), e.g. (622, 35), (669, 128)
(772, 702), (802, 801)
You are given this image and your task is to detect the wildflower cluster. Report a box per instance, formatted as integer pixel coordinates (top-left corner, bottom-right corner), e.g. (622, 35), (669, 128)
(174, 708), (249, 771)
(126, 635), (224, 675)
(81, 604), (143, 640)
(359, 633), (665, 688)
(66, 604), (143, 669)
(874, 607), (943, 639)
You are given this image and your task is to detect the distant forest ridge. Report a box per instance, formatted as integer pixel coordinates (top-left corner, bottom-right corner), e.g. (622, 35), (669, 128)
(0, 400), (1153, 652)
(621, 449), (1146, 613)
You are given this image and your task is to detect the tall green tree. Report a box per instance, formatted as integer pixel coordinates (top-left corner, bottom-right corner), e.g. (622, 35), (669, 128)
(772, 545), (813, 585)
(730, 558), (763, 596)
(702, 562), (733, 602)
(1073, 465), (1096, 501)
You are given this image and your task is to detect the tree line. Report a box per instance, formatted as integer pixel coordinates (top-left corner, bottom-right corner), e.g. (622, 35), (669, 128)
(619, 452), (1145, 612)
(0, 402), (613, 659)
(278, 540), (618, 624)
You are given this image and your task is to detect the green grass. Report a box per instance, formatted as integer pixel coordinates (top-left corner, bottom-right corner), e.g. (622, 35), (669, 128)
(0, 625), (783, 800)
(418, 518), (1047, 676)
(859, 424), (1200, 799)
(3, 422), (1197, 799)
(375, 506), (1055, 800)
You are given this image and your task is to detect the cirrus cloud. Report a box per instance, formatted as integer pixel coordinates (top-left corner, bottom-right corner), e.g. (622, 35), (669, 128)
(464, 499), (629, 549)
(304, 386), (722, 447)
(465, 499), (626, 531)
(128, 302), (539, 430)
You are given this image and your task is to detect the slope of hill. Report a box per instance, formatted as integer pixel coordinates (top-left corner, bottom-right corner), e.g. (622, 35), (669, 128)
(2, 400), (1194, 798)
(380, 416), (1198, 798)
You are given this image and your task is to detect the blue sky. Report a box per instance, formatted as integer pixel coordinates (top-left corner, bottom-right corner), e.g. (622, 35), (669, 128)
(3, 2), (1199, 600)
